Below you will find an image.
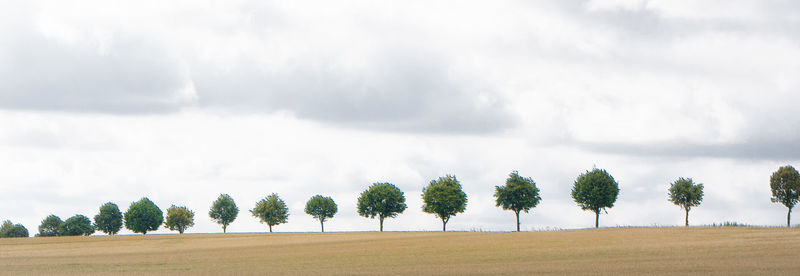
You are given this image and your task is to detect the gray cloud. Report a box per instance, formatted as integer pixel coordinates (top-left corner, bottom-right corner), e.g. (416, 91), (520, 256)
(0, 10), (189, 113)
(193, 49), (515, 134)
(576, 139), (800, 161)
(0, 2), (517, 134)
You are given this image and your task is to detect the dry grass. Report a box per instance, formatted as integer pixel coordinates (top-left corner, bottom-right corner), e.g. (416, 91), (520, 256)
(1, 227), (799, 275)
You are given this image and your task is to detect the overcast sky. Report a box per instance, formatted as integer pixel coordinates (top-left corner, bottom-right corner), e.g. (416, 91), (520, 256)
(1, 0), (799, 234)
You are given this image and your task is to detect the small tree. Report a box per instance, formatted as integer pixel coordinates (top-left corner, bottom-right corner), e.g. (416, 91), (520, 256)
(250, 194), (289, 233)
(59, 215), (94, 236)
(668, 177), (704, 227)
(357, 182), (407, 232)
(209, 194), (239, 233)
(422, 175), (468, 232)
(94, 202), (123, 235)
(165, 205), (195, 234)
(495, 171), (542, 232)
(0, 220), (29, 238)
(571, 168), (620, 228)
(37, 215), (63, 237)
(770, 165), (800, 227)
(124, 197), (163, 235)
(305, 195), (338, 233)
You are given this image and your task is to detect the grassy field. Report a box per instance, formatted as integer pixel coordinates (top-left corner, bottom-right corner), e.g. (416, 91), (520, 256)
(1, 227), (799, 275)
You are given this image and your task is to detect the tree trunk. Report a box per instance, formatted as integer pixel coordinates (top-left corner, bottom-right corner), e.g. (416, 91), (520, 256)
(594, 210), (600, 229)
(223, 225), (227, 234)
(515, 210), (521, 232)
(442, 218), (447, 232)
(685, 208), (689, 227)
(320, 220), (325, 233)
(269, 225), (273, 233)
(788, 208), (792, 228)
(379, 216), (384, 232)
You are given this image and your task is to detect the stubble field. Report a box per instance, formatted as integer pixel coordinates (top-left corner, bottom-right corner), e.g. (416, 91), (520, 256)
(1, 227), (799, 275)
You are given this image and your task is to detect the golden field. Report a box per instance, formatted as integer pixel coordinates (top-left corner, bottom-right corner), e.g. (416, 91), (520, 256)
(1, 227), (799, 275)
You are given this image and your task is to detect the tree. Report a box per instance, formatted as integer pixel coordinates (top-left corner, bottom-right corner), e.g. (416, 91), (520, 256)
(495, 171), (542, 232)
(209, 194), (239, 233)
(668, 177), (704, 227)
(59, 215), (94, 236)
(422, 175), (468, 232)
(37, 215), (63, 237)
(571, 168), (620, 228)
(357, 182), (407, 232)
(0, 220), (29, 238)
(305, 195), (337, 233)
(165, 205), (195, 234)
(124, 197), (163, 235)
(770, 165), (800, 227)
(94, 202), (123, 235)
(250, 194), (289, 233)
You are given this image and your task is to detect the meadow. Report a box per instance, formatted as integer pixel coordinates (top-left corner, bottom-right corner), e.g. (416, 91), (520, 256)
(1, 227), (799, 275)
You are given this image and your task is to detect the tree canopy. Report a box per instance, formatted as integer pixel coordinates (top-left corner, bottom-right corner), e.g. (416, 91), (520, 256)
(495, 171), (541, 232)
(250, 193), (289, 233)
(571, 168), (620, 228)
(165, 205), (195, 234)
(0, 220), (29, 238)
(770, 165), (800, 227)
(357, 182), (407, 232)
(124, 197), (163, 235)
(668, 177), (704, 226)
(305, 195), (337, 233)
(209, 194), (239, 233)
(94, 202), (123, 235)
(37, 214), (63, 237)
(59, 215), (94, 236)
(422, 175), (468, 232)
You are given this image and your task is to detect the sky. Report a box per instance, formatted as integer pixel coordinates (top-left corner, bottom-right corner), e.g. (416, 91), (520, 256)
(1, 0), (799, 235)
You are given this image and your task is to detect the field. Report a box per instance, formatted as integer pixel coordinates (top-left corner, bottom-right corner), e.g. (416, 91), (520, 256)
(1, 227), (799, 275)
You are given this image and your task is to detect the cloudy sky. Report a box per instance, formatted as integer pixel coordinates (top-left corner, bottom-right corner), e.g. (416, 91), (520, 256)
(1, 0), (799, 234)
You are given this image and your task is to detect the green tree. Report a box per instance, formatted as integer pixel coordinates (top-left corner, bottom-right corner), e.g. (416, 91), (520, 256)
(37, 215), (63, 237)
(209, 194), (239, 233)
(571, 168), (620, 229)
(495, 171), (542, 232)
(124, 197), (163, 235)
(59, 215), (94, 236)
(0, 220), (29, 238)
(250, 194), (289, 233)
(770, 165), (800, 227)
(305, 195), (337, 233)
(668, 177), (704, 227)
(422, 175), (468, 232)
(165, 205), (195, 234)
(94, 202), (123, 235)
(357, 182), (407, 232)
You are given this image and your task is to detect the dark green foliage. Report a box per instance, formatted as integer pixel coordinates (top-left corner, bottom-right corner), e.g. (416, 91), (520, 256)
(668, 177), (704, 227)
(37, 215), (63, 237)
(495, 171), (542, 232)
(305, 195), (337, 232)
(0, 220), (29, 238)
(571, 168), (620, 228)
(94, 202), (123, 235)
(770, 165), (800, 227)
(357, 182), (407, 232)
(165, 205), (195, 234)
(422, 175), (468, 232)
(250, 194), (288, 233)
(59, 215), (94, 236)
(124, 197), (163, 235)
(209, 194), (239, 233)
